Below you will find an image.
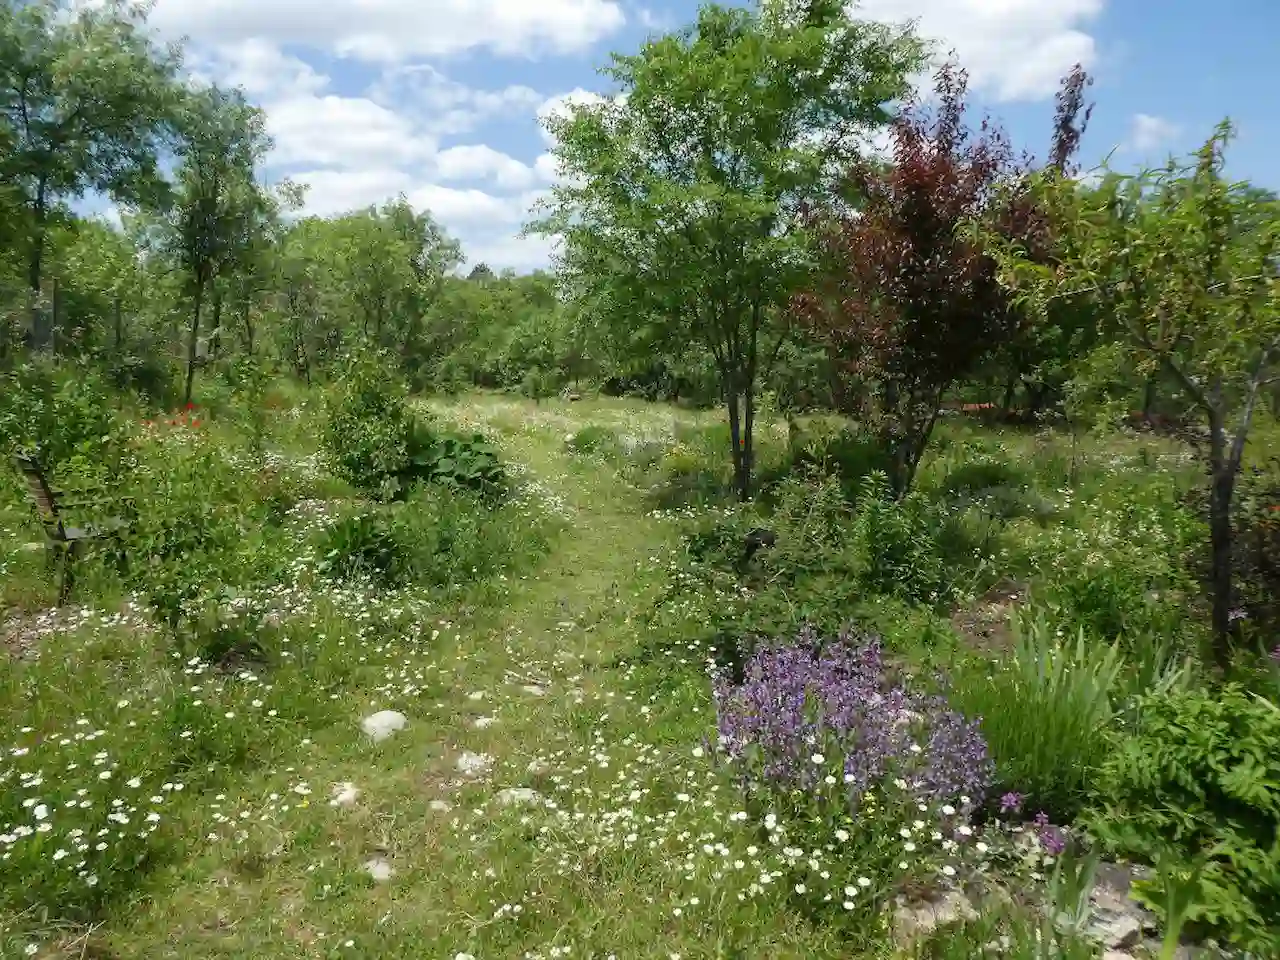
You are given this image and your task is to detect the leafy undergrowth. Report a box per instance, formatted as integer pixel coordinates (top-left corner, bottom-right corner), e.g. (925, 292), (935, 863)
(3, 393), (1271, 958)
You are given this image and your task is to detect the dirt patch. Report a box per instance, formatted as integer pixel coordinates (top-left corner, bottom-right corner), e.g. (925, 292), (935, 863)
(950, 579), (1027, 654)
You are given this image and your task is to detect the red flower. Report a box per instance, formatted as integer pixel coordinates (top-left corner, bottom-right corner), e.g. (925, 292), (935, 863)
(186, 402), (195, 411)
(191, 419), (200, 428)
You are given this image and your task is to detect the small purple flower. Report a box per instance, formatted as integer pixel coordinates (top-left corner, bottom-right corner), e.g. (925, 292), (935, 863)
(1269, 644), (1280, 666)
(1039, 824), (1067, 856)
(1033, 810), (1050, 827)
(1000, 791), (1024, 814)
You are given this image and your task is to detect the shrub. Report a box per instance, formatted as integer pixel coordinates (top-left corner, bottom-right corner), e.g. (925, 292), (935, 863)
(1082, 683), (1280, 953)
(565, 425), (618, 456)
(0, 359), (126, 473)
(316, 485), (552, 592)
(790, 427), (895, 497)
(321, 352), (415, 498)
(939, 457), (1030, 499)
(317, 511), (412, 588)
(945, 615), (1122, 821)
(323, 352), (506, 499)
(850, 472), (953, 605)
(713, 627), (993, 932)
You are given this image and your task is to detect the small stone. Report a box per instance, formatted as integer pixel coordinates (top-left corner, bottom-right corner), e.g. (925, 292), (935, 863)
(471, 715), (497, 730)
(466, 691), (485, 701)
(526, 758), (551, 776)
(521, 684), (547, 697)
(1086, 884), (1156, 950)
(456, 751), (494, 776)
(429, 799), (453, 813)
(893, 891), (977, 943)
(497, 787), (543, 807)
(364, 857), (394, 882)
(329, 782), (360, 808)
(361, 710), (407, 742)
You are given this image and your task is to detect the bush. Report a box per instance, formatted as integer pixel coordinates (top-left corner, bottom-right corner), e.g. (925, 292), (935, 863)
(565, 425), (618, 457)
(321, 352), (416, 498)
(323, 352), (506, 499)
(317, 511), (412, 588)
(317, 484), (553, 591)
(789, 427), (895, 497)
(850, 472), (954, 606)
(713, 627), (993, 934)
(945, 615), (1122, 821)
(1082, 683), (1280, 953)
(0, 359), (126, 473)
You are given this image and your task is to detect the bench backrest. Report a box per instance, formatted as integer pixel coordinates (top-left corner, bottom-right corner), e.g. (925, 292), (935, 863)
(13, 452), (66, 538)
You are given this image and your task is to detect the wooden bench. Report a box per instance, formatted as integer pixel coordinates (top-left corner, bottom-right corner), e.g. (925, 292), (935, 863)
(12, 452), (132, 605)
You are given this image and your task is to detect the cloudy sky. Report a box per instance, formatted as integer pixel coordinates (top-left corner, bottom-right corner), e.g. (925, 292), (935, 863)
(121, 0), (1279, 272)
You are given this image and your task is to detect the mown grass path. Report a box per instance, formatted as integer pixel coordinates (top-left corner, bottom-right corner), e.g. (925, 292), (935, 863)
(103, 400), (844, 959)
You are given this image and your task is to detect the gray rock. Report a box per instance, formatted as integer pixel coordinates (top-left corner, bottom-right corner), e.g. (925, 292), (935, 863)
(496, 787), (543, 807)
(893, 890), (977, 943)
(329, 782), (360, 808)
(1086, 875), (1159, 950)
(363, 856), (394, 882)
(456, 751), (494, 777)
(361, 710), (407, 742)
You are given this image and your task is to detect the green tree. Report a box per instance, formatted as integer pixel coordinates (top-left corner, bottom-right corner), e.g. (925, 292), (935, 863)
(0, 0), (181, 347)
(529, 0), (923, 499)
(987, 123), (1280, 666)
(167, 84), (273, 406)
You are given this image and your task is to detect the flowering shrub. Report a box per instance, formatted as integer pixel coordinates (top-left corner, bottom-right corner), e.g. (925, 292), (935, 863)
(713, 628), (994, 928)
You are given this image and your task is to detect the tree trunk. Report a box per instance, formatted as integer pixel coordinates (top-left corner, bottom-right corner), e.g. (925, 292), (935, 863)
(742, 383), (755, 502)
(184, 277), (204, 408)
(209, 285), (223, 360)
(241, 300), (255, 355)
(1206, 413), (1236, 669)
(1002, 374), (1017, 414)
(28, 180), (50, 351)
(726, 387), (747, 502)
(1142, 375), (1157, 419)
(114, 295), (123, 354)
(49, 276), (61, 353)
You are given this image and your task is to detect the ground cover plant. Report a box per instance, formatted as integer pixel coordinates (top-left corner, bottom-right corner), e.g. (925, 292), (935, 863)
(2, 0), (1280, 956)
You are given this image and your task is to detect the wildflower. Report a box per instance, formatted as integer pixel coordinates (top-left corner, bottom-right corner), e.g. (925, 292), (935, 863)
(999, 791), (1023, 814)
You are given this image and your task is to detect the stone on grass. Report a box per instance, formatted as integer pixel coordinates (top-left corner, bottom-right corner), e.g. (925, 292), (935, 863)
(456, 751), (494, 777)
(893, 890), (977, 943)
(497, 787), (543, 807)
(364, 856), (394, 882)
(526, 758), (551, 776)
(361, 710), (407, 742)
(329, 782), (360, 808)
(429, 799), (453, 813)
(521, 684), (547, 697)
(471, 715), (498, 730)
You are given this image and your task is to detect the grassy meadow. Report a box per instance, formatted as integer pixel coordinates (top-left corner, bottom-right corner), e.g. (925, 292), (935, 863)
(5, 384), (1275, 959)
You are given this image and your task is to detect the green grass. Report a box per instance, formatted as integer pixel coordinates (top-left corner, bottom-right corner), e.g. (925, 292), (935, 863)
(0, 390), (1249, 958)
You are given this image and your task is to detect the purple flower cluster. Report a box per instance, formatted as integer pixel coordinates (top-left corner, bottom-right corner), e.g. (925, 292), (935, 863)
(713, 628), (993, 808)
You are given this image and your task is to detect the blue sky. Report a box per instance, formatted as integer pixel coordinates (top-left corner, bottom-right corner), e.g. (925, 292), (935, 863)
(112, 0), (1278, 272)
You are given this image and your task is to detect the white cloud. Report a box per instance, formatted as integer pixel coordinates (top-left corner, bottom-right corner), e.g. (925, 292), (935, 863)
(1126, 113), (1180, 154)
(207, 38), (330, 99)
(369, 65), (544, 137)
(146, 0), (625, 62)
(854, 0), (1104, 102)
(434, 145), (539, 190)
